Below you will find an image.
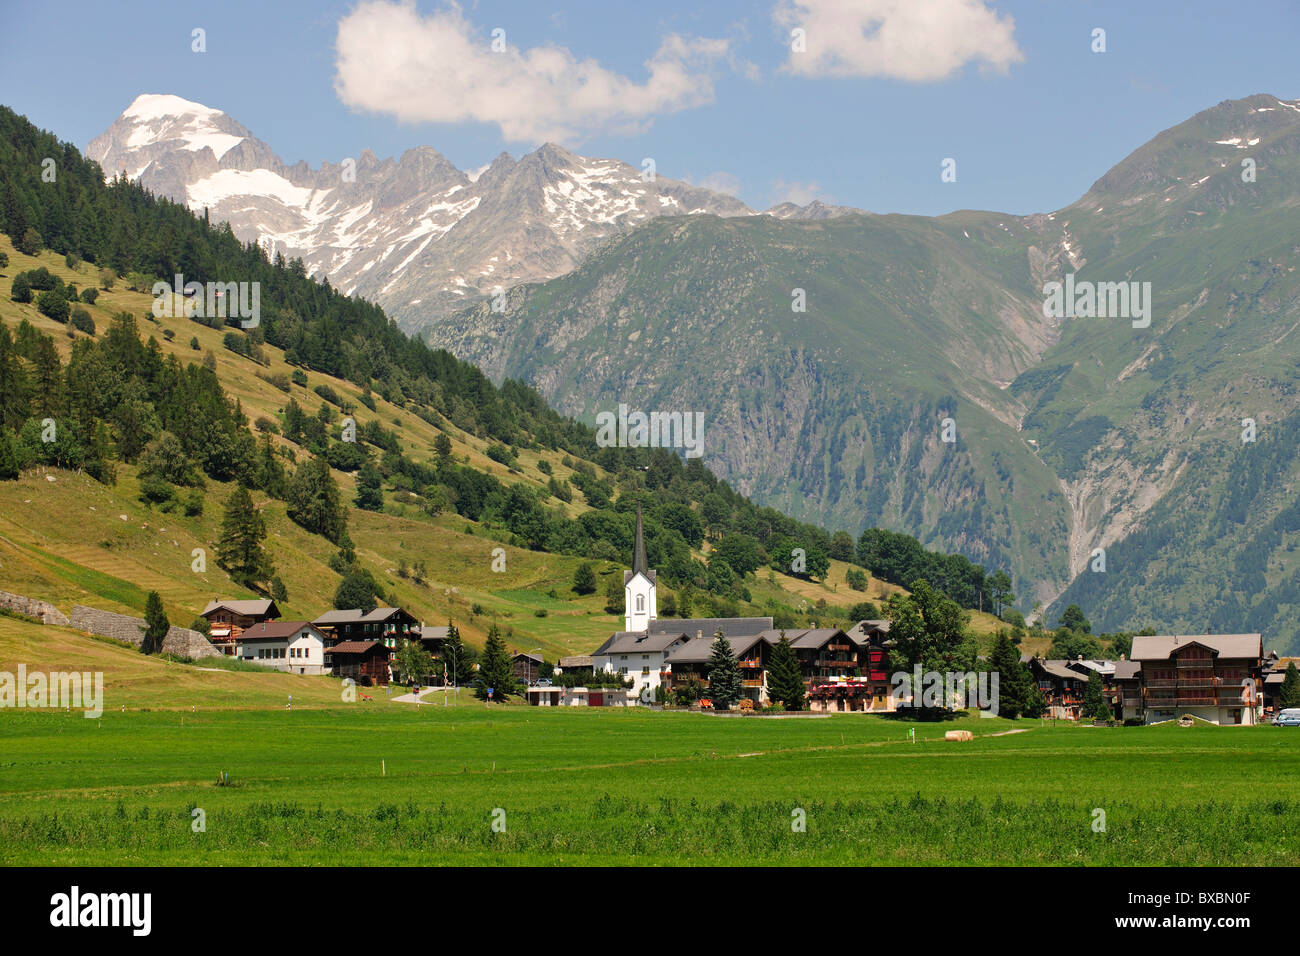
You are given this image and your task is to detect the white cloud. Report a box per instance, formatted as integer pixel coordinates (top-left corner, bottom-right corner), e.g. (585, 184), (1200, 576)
(774, 0), (1023, 82)
(686, 171), (743, 196)
(771, 179), (827, 205)
(334, 0), (731, 144)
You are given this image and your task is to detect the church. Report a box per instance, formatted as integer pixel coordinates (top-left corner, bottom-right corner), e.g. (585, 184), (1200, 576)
(591, 501), (773, 703)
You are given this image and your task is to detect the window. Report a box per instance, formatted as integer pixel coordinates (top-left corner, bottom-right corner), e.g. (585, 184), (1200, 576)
(642, 667), (650, 676)
(636, 595), (644, 612)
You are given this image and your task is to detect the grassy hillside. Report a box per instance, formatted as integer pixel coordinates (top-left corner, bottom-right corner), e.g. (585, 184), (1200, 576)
(0, 235), (992, 659)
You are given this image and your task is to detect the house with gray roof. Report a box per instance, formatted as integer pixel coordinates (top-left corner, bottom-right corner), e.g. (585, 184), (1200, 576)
(1130, 634), (1264, 725)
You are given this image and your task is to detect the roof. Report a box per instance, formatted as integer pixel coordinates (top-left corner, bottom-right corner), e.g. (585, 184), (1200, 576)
(420, 626), (449, 641)
(327, 640), (387, 655)
(512, 652), (543, 664)
(846, 620), (891, 644)
(202, 598), (278, 618)
(313, 607), (410, 626)
(1113, 660), (1142, 680)
(595, 630), (690, 656)
(788, 628), (850, 650)
(1130, 634), (1263, 662)
(1033, 659), (1088, 682)
(665, 632), (771, 665)
(650, 617), (773, 639)
(239, 621), (322, 641)
(558, 655), (594, 669)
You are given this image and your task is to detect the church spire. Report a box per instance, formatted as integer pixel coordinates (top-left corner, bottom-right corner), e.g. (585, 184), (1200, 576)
(633, 498), (648, 576)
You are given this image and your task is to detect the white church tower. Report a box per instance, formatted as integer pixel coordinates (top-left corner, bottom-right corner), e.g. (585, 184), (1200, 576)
(624, 500), (657, 632)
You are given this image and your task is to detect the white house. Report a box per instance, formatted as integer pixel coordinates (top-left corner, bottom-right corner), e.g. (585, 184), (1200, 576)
(238, 621), (328, 675)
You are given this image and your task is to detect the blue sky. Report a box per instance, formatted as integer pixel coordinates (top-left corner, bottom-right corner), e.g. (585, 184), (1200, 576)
(2, 0), (1296, 216)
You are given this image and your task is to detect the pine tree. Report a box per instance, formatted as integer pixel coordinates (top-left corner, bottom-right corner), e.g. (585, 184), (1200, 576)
(354, 462), (383, 511)
(440, 619), (473, 685)
(572, 561), (596, 595)
(603, 575), (624, 614)
(287, 454), (347, 543)
(0, 427), (19, 480)
(142, 590), (169, 655)
(767, 631), (805, 711)
(1081, 669), (1106, 719)
(988, 630), (1030, 719)
(476, 623), (516, 701)
(1278, 662), (1300, 709)
(215, 485), (274, 588)
(433, 432), (452, 462)
(706, 630), (743, 711)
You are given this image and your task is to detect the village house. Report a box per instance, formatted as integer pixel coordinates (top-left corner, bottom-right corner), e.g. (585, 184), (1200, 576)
(200, 598), (280, 655)
(1025, 657), (1090, 720)
(512, 652), (544, 686)
(1131, 633), (1264, 725)
(313, 607), (420, 650)
(325, 640), (391, 687)
(1112, 660), (1143, 722)
(662, 632), (775, 704)
(237, 621), (328, 675)
(418, 624), (449, 657)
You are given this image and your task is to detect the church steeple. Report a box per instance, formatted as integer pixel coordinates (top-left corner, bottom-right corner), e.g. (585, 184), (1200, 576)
(624, 498), (657, 632)
(633, 498), (648, 577)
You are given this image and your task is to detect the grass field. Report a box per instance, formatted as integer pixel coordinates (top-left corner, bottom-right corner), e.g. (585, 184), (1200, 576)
(1, 620), (1297, 866)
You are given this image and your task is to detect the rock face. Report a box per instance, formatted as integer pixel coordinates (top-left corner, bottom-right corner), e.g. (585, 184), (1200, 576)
(86, 94), (754, 331)
(0, 589), (70, 626)
(69, 605), (221, 659)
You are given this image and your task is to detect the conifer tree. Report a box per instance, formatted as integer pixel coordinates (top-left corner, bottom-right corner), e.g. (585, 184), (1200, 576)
(1081, 669), (1107, 719)
(1277, 661), (1300, 709)
(0, 427), (19, 480)
(215, 484), (274, 588)
(142, 590), (169, 655)
(440, 619), (474, 685)
(706, 630), (743, 710)
(988, 630), (1030, 719)
(476, 624), (516, 701)
(354, 461), (383, 511)
(572, 561), (596, 595)
(287, 454), (347, 543)
(767, 631), (805, 711)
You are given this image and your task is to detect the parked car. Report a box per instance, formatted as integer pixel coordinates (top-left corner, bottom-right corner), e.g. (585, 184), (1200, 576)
(1273, 708), (1300, 726)
(536, 678), (552, 687)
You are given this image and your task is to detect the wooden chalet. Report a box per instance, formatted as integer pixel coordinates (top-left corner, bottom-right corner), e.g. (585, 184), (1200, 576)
(312, 607), (420, 650)
(662, 632), (775, 705)
(512, 652), (544, 686)
(1025, 657), (1089, 719)
(200, 598), (281, 654)
(325, 640), (391, 686)
(1131, 634), (1264, 725)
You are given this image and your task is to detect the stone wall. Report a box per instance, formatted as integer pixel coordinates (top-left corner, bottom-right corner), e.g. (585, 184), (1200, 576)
(69, 605), (221, 659)
(0, 589), (70, 626)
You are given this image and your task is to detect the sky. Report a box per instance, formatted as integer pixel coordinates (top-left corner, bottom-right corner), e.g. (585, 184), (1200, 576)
(1, 0), (1297, 217)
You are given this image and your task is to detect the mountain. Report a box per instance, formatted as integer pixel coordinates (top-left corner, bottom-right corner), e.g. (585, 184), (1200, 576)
(86, 94), (752, 331)
(429, 93), (1300, 651)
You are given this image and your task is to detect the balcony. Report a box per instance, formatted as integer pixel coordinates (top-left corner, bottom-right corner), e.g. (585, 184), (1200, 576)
(741, 679), (764, 688)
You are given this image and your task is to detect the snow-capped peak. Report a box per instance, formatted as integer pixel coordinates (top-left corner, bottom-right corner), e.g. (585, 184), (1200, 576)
(117, 93), (246, 160)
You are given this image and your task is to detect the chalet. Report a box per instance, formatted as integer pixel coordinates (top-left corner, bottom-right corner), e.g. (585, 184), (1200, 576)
(313, 607), (420, 650)
(594, 630), (692, 702)
(1131, 634), (1264, 725)
(1026, 658), (1089, 720)
(325, 640), (391, 687)
(418, 625), (449, 656)
(237, 621), (327, 675)
(200, 598), (280, 654)
(1112, 660), (1143, 722)
(512, 652), (545, 686)
(1261, 653), (1296, 716)
(663, 632), (775, 706)
(558, 655), (595, 674)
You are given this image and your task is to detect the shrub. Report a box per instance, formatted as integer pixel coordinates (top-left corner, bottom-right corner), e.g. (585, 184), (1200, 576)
(189, 336), (201, 350)
(64, 252), (80, 270)
(162, 328), (175, 341)
(313, 383), (343, 406)
(25, 267), (57, 291)
(98, 267), (116, 291)
(10, 273), (32, 303)
(15, 227), (42, 256)
(37, 290), (70, 323)
(80, 287), (98, 304)
(291, 369), (308, 387)
(70, 308), (95, 335)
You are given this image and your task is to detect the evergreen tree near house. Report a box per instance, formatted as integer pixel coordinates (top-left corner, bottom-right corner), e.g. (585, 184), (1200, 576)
(988, 570), (1015, 618)
(215, 484), (274, 588)
(440, 619), (474, 685)
(572, 561), (596, 595)
(988, 630), (1031, 719)
(142, 590), (169, 655)
(476, 624), (516, 701)
(1081, 669), (1109, 720)
(706, 630), (743, 711)
(1277, 661), (1300, 709)
(767, 631), (805, 711)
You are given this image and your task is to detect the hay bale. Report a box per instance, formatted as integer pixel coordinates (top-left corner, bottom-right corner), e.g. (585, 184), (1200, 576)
(944, 730), (974, 742)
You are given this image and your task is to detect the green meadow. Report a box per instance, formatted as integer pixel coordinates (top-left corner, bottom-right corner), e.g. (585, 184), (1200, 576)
(2, 703), (1297, 866)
